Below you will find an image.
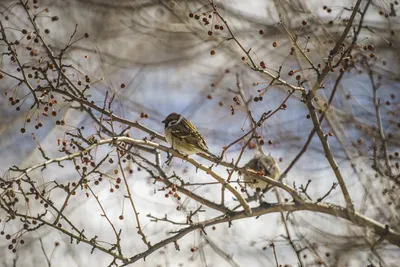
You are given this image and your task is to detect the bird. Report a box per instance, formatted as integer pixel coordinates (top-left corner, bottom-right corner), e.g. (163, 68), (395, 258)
(162, 112), (218, 158)
(243, 154), (280, 192)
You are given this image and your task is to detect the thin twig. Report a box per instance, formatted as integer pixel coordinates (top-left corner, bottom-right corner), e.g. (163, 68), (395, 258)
(39, 238), (52, 267)
(270, 242), (280, 267)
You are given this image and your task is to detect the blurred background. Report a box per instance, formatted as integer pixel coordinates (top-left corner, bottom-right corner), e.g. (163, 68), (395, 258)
(0, 0), (399, 266)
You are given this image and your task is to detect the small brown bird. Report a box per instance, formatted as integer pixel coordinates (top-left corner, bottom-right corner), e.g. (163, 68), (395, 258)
(162, 112), (217, 158)
(243, 154), (280, 191)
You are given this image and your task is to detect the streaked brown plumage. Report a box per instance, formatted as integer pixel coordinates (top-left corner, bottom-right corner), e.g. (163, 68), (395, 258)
(243, 154), (280, 191)
(162, 112), (216, 157)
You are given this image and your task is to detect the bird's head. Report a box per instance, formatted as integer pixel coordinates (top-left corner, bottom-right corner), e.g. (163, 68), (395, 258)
(162, 112), (182, 128)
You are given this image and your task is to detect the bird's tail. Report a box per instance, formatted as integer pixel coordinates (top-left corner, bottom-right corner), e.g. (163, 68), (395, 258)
(207, 151), (220, 159)
(199, 150), (220, 160)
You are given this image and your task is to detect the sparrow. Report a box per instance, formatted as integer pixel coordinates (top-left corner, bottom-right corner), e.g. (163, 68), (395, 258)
(162, 112), (218, 158)
(243, 154), (280, 191)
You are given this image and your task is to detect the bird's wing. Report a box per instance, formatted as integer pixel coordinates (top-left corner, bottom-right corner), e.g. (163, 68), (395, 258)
(170, 118), (209, 152)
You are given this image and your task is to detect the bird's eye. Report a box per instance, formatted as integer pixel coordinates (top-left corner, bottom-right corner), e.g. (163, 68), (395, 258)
(168, 120), (178, 127)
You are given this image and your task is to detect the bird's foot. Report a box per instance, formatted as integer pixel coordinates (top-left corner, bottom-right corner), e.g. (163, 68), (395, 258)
(182, 155), (190, 162)
(164, 152), (173, 166)
(258, 192), (265, 203)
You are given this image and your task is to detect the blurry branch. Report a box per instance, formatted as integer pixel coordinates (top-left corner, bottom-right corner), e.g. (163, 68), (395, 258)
(280, 22), (320, 75)
(282, 0), (368, 214)
(1, 0), (399, 264)
(9, 141), (102, 181)
(240, 168), (303, 202)
(129, 151), (233, 214)
(87, 185), (123, 256)
(301, 0), (364, 92)
(6, 134), (400, 262)
(7, 136), (251, 215)
(122, 201), (400, 265)
(209, 0), (363, 216)
(0, 199), (128, 263)
(282, 0), (370, 175)
(282, 67), (345, 178)
(225, 74), (259, 179)
(274, 189), (305, 267)
(1, 1), (166, 141)
(301, 0), (365, 215)
(1, 0), (301, 224)
(305, 83), (355, 217)
(270, 242), (280, 267)
(317, 183), (338, 202)
(299, 179), (312, 201)
(39, 238), (51, 267)
(210, 0), (306, 93)
(0, 20), (39, 109)
(8, 136), (306, 209)
(147, 214), (189, 226)
(202, 235), (240, 267)
(51, 88), (166, 141)
(220, 89), (294, 160)
(116, 151), (151, 248)
(366, 64), (395, 180)
(234, 73), (257, 130)
(221, 72), (260, 208)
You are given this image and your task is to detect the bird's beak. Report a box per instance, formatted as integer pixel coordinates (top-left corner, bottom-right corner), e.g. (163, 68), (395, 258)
(161, 119), (166, 124)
